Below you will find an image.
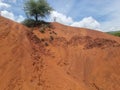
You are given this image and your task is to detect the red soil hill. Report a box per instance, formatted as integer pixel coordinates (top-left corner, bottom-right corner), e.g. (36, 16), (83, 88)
(0, 16), (120, 90)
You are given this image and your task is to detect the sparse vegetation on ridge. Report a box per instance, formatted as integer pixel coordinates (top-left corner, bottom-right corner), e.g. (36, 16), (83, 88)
(107, 31), (120, 37)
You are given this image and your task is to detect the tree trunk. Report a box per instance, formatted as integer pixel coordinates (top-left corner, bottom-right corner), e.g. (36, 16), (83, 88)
(35, 14), (38, 22)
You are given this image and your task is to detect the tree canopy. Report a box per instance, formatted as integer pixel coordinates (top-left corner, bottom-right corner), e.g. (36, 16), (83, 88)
(24, 0), (53, 22)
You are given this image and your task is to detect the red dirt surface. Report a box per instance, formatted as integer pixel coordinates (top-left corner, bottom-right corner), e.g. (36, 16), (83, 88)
(0, 16), (120, 90)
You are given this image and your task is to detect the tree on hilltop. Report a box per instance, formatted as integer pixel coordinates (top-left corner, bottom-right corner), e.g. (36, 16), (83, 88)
(24, 0), (53, 22)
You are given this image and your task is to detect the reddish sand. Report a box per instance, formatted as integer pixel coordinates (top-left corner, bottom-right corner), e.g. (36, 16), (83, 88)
(0, 16), (120, 90)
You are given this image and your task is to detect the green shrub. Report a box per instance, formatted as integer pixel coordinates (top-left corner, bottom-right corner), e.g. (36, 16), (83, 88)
(22, 19), (36, 27)
(22, 19), (53, 33)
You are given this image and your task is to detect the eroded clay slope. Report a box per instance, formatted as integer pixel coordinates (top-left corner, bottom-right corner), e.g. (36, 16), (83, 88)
(0, 17), (86, 90)
(0, 16), (120, 90)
